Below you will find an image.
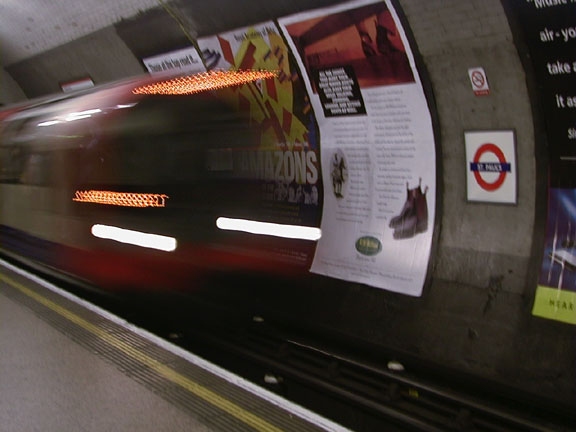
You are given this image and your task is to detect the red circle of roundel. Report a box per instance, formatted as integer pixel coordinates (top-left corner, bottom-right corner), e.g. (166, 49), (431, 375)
(473, 143), (507, 191)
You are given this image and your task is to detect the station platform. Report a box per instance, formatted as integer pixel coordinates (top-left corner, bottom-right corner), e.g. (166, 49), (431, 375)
(0, 259), (350, 432)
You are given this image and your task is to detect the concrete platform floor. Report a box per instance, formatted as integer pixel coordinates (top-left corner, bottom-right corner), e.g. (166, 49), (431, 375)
(0, 290), (213, 432)
(0, 260), (349, 432)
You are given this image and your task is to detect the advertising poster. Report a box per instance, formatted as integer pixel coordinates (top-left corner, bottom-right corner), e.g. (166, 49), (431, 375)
(537, 189), (576, 324)
(278, 0), (436, 296)
(502, 0), (576, 324)
(197, 22), (323, 267)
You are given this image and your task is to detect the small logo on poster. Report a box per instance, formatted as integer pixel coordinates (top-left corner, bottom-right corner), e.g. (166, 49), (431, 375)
(355, 236), (382, 256)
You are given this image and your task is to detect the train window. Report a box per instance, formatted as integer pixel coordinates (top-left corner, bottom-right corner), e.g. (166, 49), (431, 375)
(19, 150), (55, 185)
(0, 145), (56, 186)
(0, 117), (56, 186)
(15, 92), (261, 189)
(0, 118), (27, 183)
(94, 95), (256, 187)
(0, 145), (25, 183)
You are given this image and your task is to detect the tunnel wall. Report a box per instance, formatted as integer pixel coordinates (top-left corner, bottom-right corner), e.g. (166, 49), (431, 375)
(6, 27), (145, 97)
(0, 67), (26, 105)
(399, 0), (541, 390)
(3, 0), (574, 406)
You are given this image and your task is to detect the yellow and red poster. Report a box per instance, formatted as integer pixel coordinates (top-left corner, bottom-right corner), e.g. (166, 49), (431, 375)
(197, 21), (323, 267)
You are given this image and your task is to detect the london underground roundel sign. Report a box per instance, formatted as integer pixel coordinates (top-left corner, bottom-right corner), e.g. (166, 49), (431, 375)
(471, 143), (511, 191)
(465, 131), (516, 204)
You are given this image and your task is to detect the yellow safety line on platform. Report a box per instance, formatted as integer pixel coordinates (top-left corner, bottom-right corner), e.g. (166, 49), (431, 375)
(0, 274), (284, 432)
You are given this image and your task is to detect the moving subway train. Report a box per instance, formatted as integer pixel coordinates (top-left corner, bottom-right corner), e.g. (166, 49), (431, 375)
(0, 70), (323, 293)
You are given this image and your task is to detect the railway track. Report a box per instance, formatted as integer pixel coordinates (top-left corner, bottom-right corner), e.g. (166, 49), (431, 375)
(119, 295), (575, 432)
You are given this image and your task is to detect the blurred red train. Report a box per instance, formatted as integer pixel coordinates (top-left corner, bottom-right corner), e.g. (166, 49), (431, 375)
(0, 71), (322, 293)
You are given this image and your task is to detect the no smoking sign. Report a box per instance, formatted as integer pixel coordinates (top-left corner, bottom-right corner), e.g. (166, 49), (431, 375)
(468, 67), (490, 96)
(465, 130), (517, 204)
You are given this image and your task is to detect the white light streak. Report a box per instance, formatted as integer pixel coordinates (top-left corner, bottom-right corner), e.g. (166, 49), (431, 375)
(216, 217), (321, 241)
(70, 109), (102, 116)
(91, 224), (176, 252)
(65, 114), (92, 121)
(116, 103), (138, 109)
(38, 120), (61, 127)
(65, 108), (102, 122)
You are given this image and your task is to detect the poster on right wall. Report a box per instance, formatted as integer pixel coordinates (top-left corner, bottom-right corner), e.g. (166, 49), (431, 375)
(502, 0), (576, 324)
(278, 0), (436, 297)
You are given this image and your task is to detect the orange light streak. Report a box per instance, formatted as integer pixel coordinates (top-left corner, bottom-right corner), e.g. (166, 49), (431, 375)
(73, 190), (169, 208)
(132, 70), (278, 95)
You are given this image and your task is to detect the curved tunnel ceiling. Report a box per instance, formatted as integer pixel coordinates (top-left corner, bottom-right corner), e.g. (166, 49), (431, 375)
(0, 0), (159, 66)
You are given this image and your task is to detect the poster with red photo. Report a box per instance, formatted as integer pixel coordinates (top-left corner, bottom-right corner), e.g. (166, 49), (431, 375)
(279, 0), (436, 296)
